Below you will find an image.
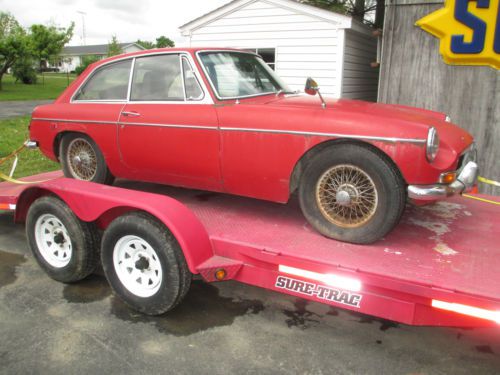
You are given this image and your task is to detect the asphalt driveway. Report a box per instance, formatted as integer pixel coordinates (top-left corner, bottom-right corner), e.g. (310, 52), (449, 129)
(0, 100), (53, 119)
(0, 211), (499, 374)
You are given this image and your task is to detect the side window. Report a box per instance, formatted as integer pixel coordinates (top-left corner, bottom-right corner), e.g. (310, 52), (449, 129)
(75, 60), (131, 101)
(131, 54), (184, 101)
(182, 57), (203, 100)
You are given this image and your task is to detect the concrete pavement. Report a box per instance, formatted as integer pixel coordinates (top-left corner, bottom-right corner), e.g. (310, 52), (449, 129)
(0, 100), (53, 119)
(0, 211), (499, 374)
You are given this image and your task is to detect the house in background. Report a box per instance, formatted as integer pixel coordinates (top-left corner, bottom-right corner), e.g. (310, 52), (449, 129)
(56, 43), (144, 72)
(179, 0), (379, 101)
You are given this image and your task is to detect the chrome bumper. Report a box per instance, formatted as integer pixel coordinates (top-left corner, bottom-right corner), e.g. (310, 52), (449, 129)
(408, 161), (479, 201)
(25, 140), (38, 149)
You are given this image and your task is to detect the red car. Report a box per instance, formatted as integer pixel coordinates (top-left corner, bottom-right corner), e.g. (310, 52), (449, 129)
(28, 48), (478, 244)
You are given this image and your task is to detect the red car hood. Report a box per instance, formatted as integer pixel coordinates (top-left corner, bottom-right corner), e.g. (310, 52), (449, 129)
(248, 94), (473, 153)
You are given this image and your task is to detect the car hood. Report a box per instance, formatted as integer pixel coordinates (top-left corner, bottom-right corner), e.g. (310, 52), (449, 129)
(250, 94), (473, 153)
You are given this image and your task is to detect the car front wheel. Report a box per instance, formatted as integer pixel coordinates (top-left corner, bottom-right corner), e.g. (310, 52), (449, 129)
(298, 143), (406, 244)
(60, 133), (114, 184)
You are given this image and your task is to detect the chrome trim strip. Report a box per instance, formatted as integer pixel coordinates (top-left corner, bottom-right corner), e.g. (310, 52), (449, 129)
(32, 117), (117, 125)
(220, 127), (426, 143)
(31, 117), (216, 130)
(119, 122), (217, 130)
(31, 117), (426, 142)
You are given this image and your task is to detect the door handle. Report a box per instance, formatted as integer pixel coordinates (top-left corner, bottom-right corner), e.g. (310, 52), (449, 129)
(121, 111), (141, 117)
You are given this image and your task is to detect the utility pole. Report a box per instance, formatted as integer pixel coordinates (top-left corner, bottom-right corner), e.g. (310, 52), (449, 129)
(77, 11), (87, 45)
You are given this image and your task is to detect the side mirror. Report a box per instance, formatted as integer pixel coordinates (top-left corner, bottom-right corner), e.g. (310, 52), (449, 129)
(305, 77), (319, 96)
(305, 77), (326, 108)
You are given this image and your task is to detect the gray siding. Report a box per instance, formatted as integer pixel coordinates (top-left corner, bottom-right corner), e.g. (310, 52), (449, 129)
(342, 29), (379, 101)
(379, 1), (500, 195)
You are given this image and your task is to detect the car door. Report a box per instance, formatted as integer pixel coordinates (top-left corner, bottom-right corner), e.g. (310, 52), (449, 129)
(118, 53), (222, 191)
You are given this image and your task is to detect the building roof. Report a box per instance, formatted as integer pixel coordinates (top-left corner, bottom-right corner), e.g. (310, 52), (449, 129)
(179, 0), (371, 34)
(61, 42), (144, 56)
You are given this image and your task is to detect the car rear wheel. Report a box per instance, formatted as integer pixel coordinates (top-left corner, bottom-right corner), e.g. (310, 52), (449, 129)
(101, 212), (191, 315)
(60, 133), (114, 185)
(298, 143), (406, 244)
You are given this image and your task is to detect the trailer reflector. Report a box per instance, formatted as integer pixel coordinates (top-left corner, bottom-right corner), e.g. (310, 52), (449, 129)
(279, 265), (362, 292)
(432, 299), (500, 324)
(0, 203), (15, 211)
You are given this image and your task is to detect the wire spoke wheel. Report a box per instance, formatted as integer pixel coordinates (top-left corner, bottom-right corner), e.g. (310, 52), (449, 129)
(67, 138), (98, 181)
(316, 164), (378, 228)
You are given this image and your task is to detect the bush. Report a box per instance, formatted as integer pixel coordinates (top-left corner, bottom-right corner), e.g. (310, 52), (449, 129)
(75, 55), (100, 76)
(12, 58), (38, 84)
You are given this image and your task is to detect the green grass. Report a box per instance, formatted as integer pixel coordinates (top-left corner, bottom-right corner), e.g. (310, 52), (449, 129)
(0, 73), (76, 101)
(0, 116), (59, 179)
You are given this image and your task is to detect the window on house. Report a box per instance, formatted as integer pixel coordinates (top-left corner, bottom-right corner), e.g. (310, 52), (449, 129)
(244, 48), (276, 70)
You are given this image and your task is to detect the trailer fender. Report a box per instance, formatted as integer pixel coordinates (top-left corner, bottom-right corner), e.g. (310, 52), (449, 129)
(14, 179), (213, 274)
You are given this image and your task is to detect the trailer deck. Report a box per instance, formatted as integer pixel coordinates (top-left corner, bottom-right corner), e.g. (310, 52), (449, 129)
(1, 171), (499, 327)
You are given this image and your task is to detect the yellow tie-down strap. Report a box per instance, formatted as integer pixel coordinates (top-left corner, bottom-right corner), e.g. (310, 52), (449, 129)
(463, 176), (500, 206)
(0, 141), (50, 185)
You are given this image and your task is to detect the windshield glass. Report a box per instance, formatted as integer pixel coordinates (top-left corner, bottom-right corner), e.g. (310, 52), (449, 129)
(198, 51), (292, 99)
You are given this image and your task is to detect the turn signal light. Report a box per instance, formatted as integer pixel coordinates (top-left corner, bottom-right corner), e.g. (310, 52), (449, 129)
(215, 268), (227, 281)
(439, 172), (457, 184)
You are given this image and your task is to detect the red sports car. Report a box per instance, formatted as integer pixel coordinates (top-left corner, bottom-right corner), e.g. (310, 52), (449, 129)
(28, 48), (478, 244)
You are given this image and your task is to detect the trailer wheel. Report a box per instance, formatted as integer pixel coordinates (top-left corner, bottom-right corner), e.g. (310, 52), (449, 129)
(299, 143), (406, 244)
(26, 196), (98, 283)
(60, 133), (114, 185)
(101, 212), (191, 315)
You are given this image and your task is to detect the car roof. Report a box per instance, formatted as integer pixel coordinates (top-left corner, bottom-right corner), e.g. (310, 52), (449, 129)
(94, 47), (253, 67)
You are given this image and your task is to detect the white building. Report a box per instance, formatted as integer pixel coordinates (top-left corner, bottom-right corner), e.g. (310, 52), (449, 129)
(179, 0), (379, 101)
(57, 43), (144, 72)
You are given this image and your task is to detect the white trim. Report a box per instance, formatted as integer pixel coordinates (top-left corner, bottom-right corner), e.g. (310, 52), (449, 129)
(70, 51), (214, 105)
(179, 0), (352, 34)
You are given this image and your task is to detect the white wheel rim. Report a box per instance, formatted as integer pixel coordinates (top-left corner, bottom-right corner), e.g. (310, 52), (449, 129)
(113, 235), (163, 298)
(34, 214), (73, 268)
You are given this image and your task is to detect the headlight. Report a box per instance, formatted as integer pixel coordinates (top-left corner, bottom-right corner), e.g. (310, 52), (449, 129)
(426, 127), (439, 162)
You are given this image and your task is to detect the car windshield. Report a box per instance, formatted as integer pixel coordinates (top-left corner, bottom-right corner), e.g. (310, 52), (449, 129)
(198, 51), (292, 99)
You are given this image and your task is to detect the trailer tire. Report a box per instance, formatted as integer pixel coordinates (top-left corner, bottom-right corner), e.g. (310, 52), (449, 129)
(298, 143), (406, 244)
(26, 196), (99, 283)
(101, 212), (191, 315)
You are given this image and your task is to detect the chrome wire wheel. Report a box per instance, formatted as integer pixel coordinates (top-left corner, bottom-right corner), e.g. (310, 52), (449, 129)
(66, 138), (97, 180)
(34, 213), (72, 268)
(113, 235), (163, 298)
(315, 164), (378, 228)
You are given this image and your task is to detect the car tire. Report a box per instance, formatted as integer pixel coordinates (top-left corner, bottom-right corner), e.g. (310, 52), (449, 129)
(298, 143), (406, 244)
(60, 133), (114, 185)
(26, 196), (99, 283)
(101, 212), (192, 315)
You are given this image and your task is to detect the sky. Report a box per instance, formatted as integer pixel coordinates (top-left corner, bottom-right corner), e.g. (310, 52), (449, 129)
(0, 0), (230, 46)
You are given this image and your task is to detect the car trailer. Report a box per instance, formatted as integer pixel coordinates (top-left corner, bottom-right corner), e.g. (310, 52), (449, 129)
(0, 171), (499, 327)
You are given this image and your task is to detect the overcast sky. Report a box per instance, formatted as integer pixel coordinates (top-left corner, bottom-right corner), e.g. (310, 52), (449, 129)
(0, 0), (230, 46)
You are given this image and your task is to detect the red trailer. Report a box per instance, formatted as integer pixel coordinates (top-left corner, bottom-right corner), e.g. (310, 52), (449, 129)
(0, 171), (499, 327)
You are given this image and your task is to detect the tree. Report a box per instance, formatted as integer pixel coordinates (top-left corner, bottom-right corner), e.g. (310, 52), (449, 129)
(30, 23), (74, 71)
(75, 55), (100, 76)
(302, 0), (384, 27)
(155, 35), (175, 48)
(107, 35), (123, 57)
(0, 12), (31, 90)
(135, 39), (155, 50)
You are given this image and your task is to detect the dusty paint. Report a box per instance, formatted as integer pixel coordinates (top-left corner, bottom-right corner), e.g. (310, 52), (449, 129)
(434, 243), (458, 256)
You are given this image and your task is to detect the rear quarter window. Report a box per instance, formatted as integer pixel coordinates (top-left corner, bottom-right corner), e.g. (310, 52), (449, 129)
(74, 60), (132, 101)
